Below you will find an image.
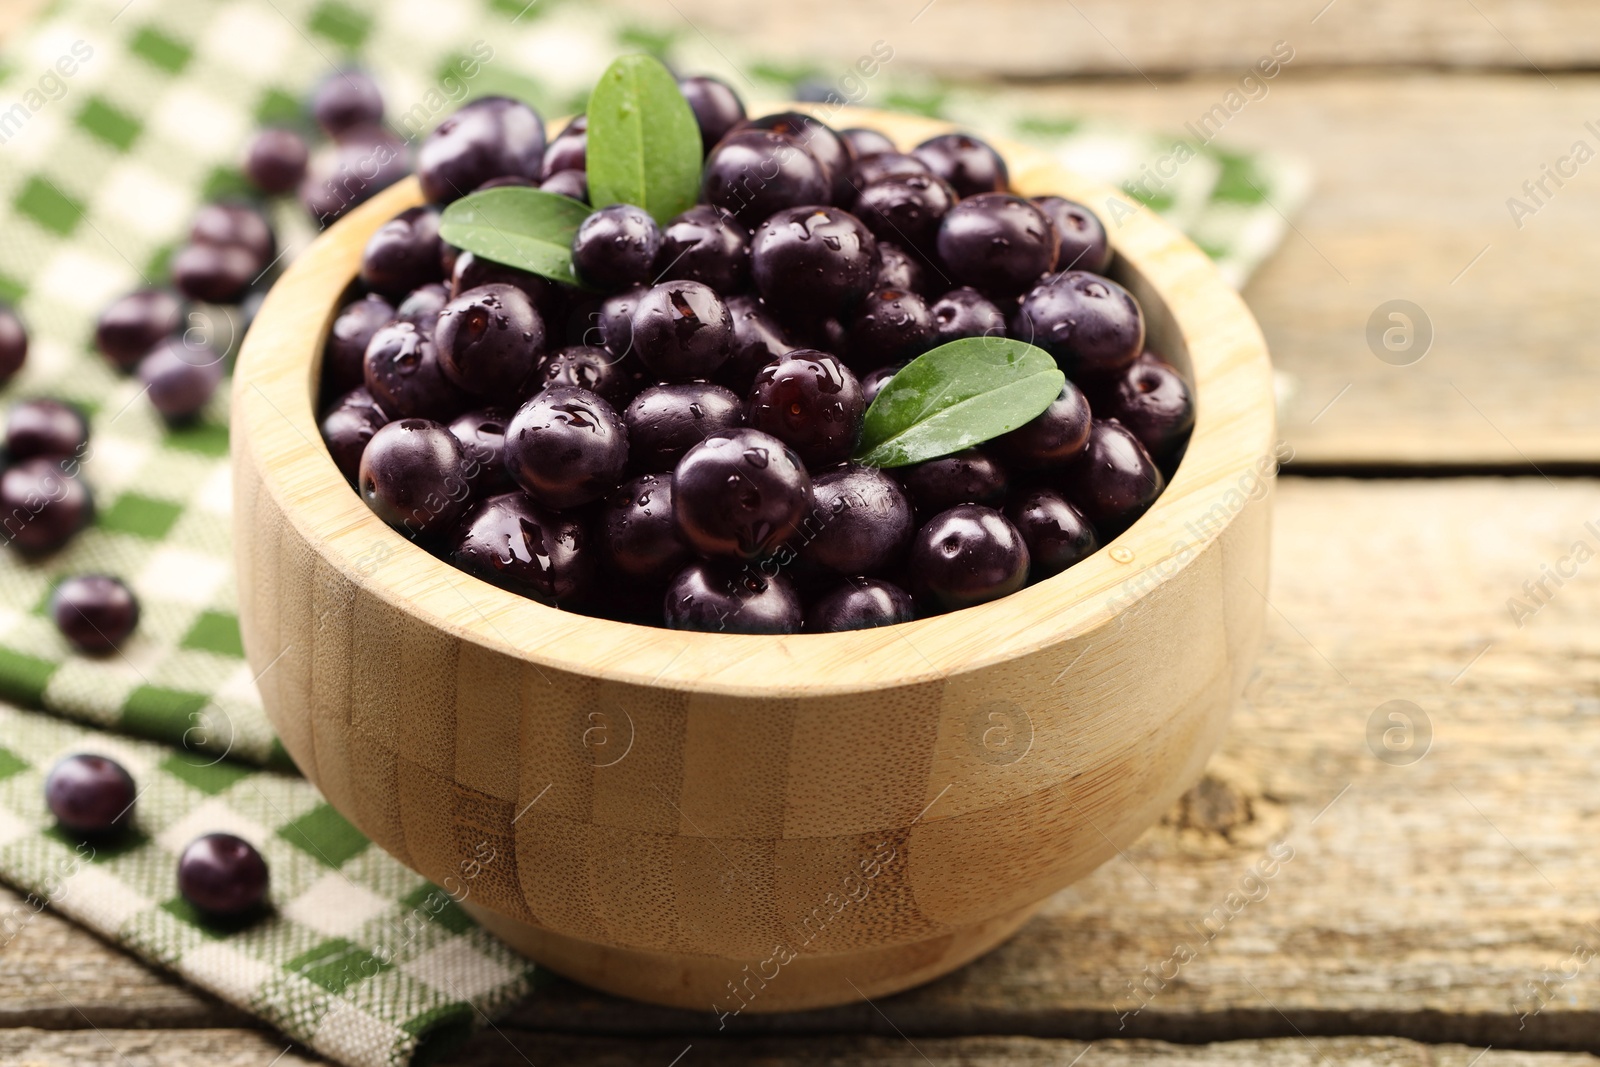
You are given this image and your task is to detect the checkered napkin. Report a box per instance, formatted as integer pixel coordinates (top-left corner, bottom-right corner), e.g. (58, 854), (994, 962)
(0, 0), (1308, 1062)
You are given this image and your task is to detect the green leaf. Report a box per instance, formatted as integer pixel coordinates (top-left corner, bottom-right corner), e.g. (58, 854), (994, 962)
(586, 54), (702, 224)
(854, 338), (1066, 468)
(437, 187), (591, 287)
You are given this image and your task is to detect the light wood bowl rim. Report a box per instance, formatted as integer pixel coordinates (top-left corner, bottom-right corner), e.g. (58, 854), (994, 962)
(232, 104), (1275, 698)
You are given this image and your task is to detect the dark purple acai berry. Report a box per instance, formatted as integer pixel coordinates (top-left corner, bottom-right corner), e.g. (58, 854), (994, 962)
(96, 289), (180, 373)
(171, 242), (257, 304)
(873, 242), (929, 295)
(908, 504), (1029, 613)
(806, 578), (916, 632)
(50, 574), (139, 654)
(244, 128), (309, 195)
(629, 281), (733, 381)
(1005, 488), (1099, 579)
(750, 206), (878, 323)
(477, 176), (536, 192)
(936, 193), (1057, 300)
(701, 130), (830, 229)
(673, 428), (814, 560)
(718, 294), (797, 396)
(839, 127), (896, 158)
(504, 386), (628, 509)
(801, 465), (914, 576)
(358, 418), (469, 537)
(0, 458), (91, 554)
(1099, 354), (1194, 464)
(536, 345), (631, 407)
(625, 382), (745, 472)
(418, 96), (546, 203)
(913, 132), (1009, 197)
(447, 407), (514, 496)
(1059, 419), (1165, 535)
(542, 115), (586, 176)
(853, 174), (955, 253)
(847, 288), (935, 370)
(895, 448), (1009, 519)
(678, 75), (746, 152)
(7, 398), (88, 461)
(451, 491), (593, 604)
(601, 473), (690, 583)
(449, 251), (563, 317)
(991, 380), (1092, 470)
(363, 321), (468, 420)
(324, 293), (394, 395)
(740, 112), (854, 204)
(298, 131), (409, 224)
(1033, 196), (1111, 274)
(139, 339), (223, 422)
(191, 203), (273, 269)
(45, 754), (136, 836)
(396, 283), (449, 333)
(433, 283), (543, 399)
(655, 205), (750, 293)
(929, 287), (1006, 344)
(746, 349), (864, 468)
(540, 169), (588, 202)
(572, 204), (662, 290)
(177, 833), (269, 918)
(359, 206), (442, 300)
(860, 363), (901, 405)
(320, 387), (388, 483)
(664, 559), (802, 634)
(1012, 270), (1145, 379)
(849, 151), (930, 190)
(312, 69), (384, 139)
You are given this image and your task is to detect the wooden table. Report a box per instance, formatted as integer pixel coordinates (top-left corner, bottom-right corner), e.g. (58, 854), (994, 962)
(8, 1), (1600, 1064)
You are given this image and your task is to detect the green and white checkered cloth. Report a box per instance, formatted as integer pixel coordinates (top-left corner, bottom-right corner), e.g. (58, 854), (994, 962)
(0, 0), (1307, 1062)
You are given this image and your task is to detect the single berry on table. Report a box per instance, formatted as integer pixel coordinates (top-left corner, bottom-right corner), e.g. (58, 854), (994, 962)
(452, 491), (594, 604)
(299, 131), (409, 224)
(991, 380), (1092, 469)
(847, 288), (936, 370)
(908, 504), (1030, 613)
(673, 428), (814, 560)
(312, 68), (384, 138)
(190, 203), (274, 268)
(96, 289), (180, 373)
(324, 293), (395, 396)
(44, 754), (136, 836)
(936, 193), (1057, 300)
(1012, 270), (1145, 379)
(664, 559), (803, 634)
(1033, 195), (1112, 274)
(244, 128), (309, 195)
(701, 129), (830, 228)
(359, 206), (443, 300)
(1005, 488), (1099, 578)
(362, 321), (468, 421)
(50, 574), (139, 654)
(929, 287), (1006, 344)
(504, 386), (629, 509)
(139, 339), (224, 422)
(572, 204), (662, 291)
(800, 465), (914, 576)
(600, 473), (691, 583)
(913, 132), (1009, 197)
(171, 242), (258, 304)
(7, 398), (88, 461)
(358, 418), (470, 537)
(678, 75), (746, 152)
(625, 382), (745, 472)
(807, 578), (916, 632)
(1058, 419), (1165, 536)
(895, 448), (1009, 518)
(418, 95), (546, 203)
(433, 283), (543, 399)
(177, 833), (269, 918)
(655, 204), (750, 293)
(320, 387), (389, 483)
(629, 280), (734, 381)
(0, 459), (91, 554)
(750, 206), (878, 323)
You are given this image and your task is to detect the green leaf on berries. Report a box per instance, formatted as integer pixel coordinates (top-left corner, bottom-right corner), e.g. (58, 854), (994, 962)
(436, 186), (591, 287)
(854, 338), (1065, 468)
(585, 53), (702, 224)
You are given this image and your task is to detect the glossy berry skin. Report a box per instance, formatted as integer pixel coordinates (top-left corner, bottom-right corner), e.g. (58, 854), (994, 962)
(873, 242), (928, 295)
(1034, 195), (1112, 273)
(244, 128), (309, 195)
(324, 293), (394, 395)
(363, 322), (468, 421)
(625, 382), (744, 472)
(359, 418), (469, 537)
(930, 287), (1006, 344)
(450, 251), (563, 318)
(849, 152), (930, 190)
(447, 407), (514, 496)
(655, 205), (750, 293)
(746, 350), (864, 468)
(95, 289), (180, 372)
(536, 345), (631, 407)
(673, 428), (814, 560)
(298, 132), (409, 224)
(396, 283), (449, 333)
(589, 284), (647, 357)
(320, 387), (388, 483)
(629, 281), (733, 381)
(678, 75), (746, 152)
(913, 132), (1009, 197)
(45, 754), (136, 836)
(451, 491), (593, 604)
(177, 833), (269, 918)
(191, 203), (274, 268)
(936, 193), (1057, 300)
(0, 459), (92, 554)
(1099, 354), (1195, 463)
(572, 204), (662, 290)
(801, 465), (914, 576)
(853, 174), (955, 253)
(741, 112), (854, 204)
(433, 283), (543, 399)
(50, 574), (139, 654)
(1012, 270), (1145, 379)
(664, 560), (803, 634)
(540, 169), (588, 202)
(750, 206), (878, 323)
(839, 127), (896, 158)
(701, 130), (830, 229)
(895, 448), (1008, 518)
(138, 339), (223, 422)
(541, 115), (586, 176)
(1005, 488), (1099, 579)
(171, 242), (257, 304)
(504, 386), (628, 509)
(718, 294), (797, 396)
(807, 578), (916, 632)
(7, 399), (88, 461)
(312, 69), (383, 138)
(418, 96), (546, 203)
(859, 363), (901, 405)
(1059, 419), (1166, 535)
(359, 206), (442, 300)
(847, 288), (935, 370)
(908, 504), (1029, 613)
(601, 473), (690, 583)
(992, 380), (1092, 470)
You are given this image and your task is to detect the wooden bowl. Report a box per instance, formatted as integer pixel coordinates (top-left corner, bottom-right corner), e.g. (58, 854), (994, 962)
(232, 106), (1275, 1013)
